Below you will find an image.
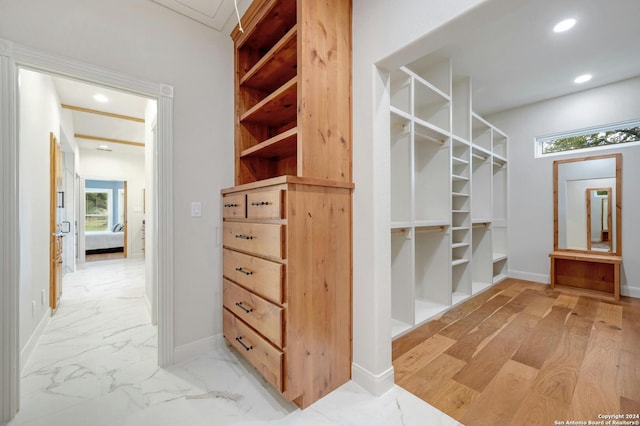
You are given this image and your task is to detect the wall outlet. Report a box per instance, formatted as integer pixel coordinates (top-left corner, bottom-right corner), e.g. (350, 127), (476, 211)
(31, 300), (36, 317)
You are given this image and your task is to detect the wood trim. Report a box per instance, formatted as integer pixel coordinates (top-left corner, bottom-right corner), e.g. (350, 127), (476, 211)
(74, 133), (144, 147)
(61, 104), (145, 123)
(553, 153), (622, 256)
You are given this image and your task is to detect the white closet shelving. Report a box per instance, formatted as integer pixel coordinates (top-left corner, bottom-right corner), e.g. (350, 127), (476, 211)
(390, 57), (509, 338)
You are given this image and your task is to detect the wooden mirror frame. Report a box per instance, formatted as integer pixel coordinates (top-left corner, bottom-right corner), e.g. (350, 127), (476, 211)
(553, 153), (622, 255)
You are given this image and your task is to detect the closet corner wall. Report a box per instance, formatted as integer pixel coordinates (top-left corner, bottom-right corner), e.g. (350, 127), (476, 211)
(390, 58), (509, 338)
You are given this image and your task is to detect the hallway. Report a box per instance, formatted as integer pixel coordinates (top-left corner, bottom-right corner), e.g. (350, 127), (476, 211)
(9, 259), (457, 426)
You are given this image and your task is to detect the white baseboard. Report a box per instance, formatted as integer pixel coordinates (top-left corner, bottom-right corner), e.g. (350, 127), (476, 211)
(351, 362), (394, 397)
(621, 285), (640, 299)
(508, 269), (548, 284)
(145, 295), (153, 323)
(173, 334), (224, 364)
(20, 308), (51, 373)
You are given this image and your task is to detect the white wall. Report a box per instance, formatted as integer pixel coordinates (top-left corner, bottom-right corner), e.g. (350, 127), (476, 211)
(79, 148), (146, 257)
(18, 69), (60, 354)
(0, 0), (235, 350)
(488, 76), (640, 296)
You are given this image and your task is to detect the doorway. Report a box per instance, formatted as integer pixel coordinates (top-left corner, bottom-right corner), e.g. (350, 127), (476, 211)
(0, 41), (175, 422)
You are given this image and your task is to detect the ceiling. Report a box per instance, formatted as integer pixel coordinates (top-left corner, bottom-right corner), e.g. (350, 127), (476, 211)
(53, 0), (640, 150)
(406, 0), (640, 116)
(52, 76), (151, 155)
(150, 0), (239, 30)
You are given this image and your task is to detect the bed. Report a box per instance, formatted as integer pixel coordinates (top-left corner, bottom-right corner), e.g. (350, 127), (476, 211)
(85, 230), (124, 253)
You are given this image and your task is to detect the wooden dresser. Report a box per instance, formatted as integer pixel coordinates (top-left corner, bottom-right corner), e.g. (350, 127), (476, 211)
(222, 0), (353, 409)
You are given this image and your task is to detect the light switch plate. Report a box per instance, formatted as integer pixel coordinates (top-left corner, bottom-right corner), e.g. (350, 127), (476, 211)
(191, 201), (202, 217)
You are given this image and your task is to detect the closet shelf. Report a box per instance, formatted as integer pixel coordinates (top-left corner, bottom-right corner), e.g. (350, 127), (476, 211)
(240, 26), (298, 93)
(390, 106), (412, 121)
(493, 153), (508, 165)
(401, 66), (451, 101)
(452, 174), (469, 182)
(452, 242), (470, 249)
(391, 221), (414, 230)
(414, 219), (449, 228)
(452, 259), (469, 267)
(240, 76), (297, 125)
(451, 226), (469, 232)
(413, 117), (449, 142)
(471, 145), (492, 158)
(493, 254), (508, 262)
(472, 219), (491, 225)
(240, 127), (297, 159)
(452, 156), (469, 165)
(452, 192), (469, 198)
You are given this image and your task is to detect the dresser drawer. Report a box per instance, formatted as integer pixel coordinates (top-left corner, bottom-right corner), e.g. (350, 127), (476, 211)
(247, 190), (282, 219)
(223, 222), (284, 259)
(223, 249), (284, 303)
(223, 308), (283, 391)
(222, 194), (246, 219)
(223, 279), (284, 347)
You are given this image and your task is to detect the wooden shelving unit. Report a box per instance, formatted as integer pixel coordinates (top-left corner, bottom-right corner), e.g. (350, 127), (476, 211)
(223, 0), (353, 409)
(233, 0), (352, 186)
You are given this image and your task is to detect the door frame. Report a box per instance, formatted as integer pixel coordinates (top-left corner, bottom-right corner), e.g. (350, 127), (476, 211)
(0, 38), (175, 422)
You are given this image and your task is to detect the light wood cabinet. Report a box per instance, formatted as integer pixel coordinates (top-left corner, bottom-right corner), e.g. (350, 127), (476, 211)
(222, 177), (352, 409)
(390, 59), (509, 338)
(223, 0), (353, 409)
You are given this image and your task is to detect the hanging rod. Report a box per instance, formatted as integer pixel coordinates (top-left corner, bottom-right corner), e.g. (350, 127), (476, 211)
(415, 130), (446, 145)
(472, 152), (488, 161)
(415, 226), (446, 233)
(472, 222), (489, 228)
(390, 228), (408, 235)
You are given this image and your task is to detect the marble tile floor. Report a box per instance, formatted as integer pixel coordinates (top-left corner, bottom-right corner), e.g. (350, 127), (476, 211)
(8, 258), (459, 426)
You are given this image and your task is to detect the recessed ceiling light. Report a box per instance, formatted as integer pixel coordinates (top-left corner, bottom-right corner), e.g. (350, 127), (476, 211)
(93, 94), (108, 103)
(574, 74), (592, 84)
(554, 18), (576, 33)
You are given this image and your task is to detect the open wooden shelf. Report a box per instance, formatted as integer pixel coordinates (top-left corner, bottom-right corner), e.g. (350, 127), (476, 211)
(240, 26), (297, 93)
(241, 127), (298, 159)
(236, 0), (296, 77)
(240, 77), (297, 126)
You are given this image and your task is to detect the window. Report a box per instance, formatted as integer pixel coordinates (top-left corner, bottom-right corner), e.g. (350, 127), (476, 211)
(536, 119), (640, 157)
(85, 188), (112, 232)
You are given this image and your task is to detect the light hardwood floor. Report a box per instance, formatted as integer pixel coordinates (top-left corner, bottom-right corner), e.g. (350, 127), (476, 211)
(393, 279), (640, 426)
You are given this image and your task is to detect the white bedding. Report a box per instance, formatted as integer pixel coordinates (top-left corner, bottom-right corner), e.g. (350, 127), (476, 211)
(85, 231), (124, 250)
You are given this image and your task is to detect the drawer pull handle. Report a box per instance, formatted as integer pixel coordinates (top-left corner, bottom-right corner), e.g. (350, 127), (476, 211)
(235, 267), (253, 276)
(235, 302), (253, 313)
(224, 203), (239, 208)
(235, 234), (254, 240)
(251, 201), (271, 206)
(235, 336), (253, 351)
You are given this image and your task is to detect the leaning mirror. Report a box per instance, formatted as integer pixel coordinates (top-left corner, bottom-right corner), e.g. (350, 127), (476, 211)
(554, 153), (622, 255)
